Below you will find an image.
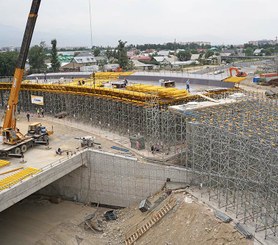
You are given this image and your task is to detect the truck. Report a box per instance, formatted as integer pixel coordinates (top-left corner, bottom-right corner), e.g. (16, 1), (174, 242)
(26, 122), (53, 145)
(0, 0), (51, 157)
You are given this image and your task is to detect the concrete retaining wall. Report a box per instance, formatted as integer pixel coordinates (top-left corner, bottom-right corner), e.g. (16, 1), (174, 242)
(0, 152), (86, 213)
(40, 150), (191, 207)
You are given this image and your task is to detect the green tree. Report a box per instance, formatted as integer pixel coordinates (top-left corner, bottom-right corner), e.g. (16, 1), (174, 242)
(205, 50), (214, 59)
(177, 50), (191, 61)
(0, 51), (18, 76)
(50, 39), (60, 72)
(263, 48), (274, 56)
(244, 47), (253, 56)
(115, 40), (129, 70)
(28, 42), (47, 73)
(93, 48), (101, 57)
(105, 47), (114, 61)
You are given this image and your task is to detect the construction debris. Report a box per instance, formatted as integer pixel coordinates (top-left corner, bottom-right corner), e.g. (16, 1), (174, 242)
(104, 210), (117, 221)
(165, 181), (190, 191)
(138, 199), (151, 213)
(234, 223), (253, 240)
(214, 210), (232, 223)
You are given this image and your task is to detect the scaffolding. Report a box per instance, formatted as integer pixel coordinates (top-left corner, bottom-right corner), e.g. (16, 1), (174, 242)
(0, 82), (276, 239)
(185, 92), (278, 239)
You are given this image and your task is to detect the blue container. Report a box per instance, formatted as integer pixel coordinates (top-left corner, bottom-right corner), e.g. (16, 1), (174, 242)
(253, 77), (260, 83)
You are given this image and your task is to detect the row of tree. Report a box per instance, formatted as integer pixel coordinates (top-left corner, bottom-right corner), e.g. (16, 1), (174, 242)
(0, 39), (132, 76)
(134, 42), (211, 51)
(1, 39), (276, 77)
(0, 39), (60, 77)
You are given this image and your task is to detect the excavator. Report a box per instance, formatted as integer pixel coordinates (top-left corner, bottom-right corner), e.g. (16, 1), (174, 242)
(229, 67), (247, 77)
(0, 0), (52, 156)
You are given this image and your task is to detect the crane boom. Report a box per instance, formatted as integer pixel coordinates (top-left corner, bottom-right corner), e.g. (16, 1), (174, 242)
(3, 0), (41, 129)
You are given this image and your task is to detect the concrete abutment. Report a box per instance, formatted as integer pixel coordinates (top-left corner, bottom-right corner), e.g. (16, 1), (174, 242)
(39, 149), (192, 207)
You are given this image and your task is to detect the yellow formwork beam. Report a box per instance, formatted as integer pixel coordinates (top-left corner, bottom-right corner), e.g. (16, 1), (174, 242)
(0, 82), (237, 107)
(0, 160), (10, 168)
(0, 167), (41, 190)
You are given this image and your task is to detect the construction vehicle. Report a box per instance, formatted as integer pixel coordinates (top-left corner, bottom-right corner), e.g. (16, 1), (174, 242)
(26, 122), (53, 145)
(75, 136), (96, 148)
(229, 67), (247, 77)
(0, 0), (50, 157)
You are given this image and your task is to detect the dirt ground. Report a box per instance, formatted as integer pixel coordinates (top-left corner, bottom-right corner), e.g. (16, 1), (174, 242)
(0, 191), (252, 245)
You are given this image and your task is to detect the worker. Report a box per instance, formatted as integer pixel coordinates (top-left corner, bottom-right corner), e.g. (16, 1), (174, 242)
(40, 108), (44, 117)
(56, 147), (62, 155)
(20, 152), (26, 163)
(26, 113), (30, 122)
(37, 108), (40, 117)
(186, 79), (190, 92)
(151, 145), (155, 154)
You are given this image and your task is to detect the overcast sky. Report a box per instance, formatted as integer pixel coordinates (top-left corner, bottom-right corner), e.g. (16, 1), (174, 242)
(0, 0), (277, 48)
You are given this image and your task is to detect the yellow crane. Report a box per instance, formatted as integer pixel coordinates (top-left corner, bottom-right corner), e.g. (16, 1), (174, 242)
(0, 0), (52, 157)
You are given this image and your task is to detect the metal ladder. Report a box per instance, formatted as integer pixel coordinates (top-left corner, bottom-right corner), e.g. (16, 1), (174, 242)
(125, 198), (177, 245)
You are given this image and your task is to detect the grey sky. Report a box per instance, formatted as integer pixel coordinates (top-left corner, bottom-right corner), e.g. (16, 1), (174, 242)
(0, 0), (277, 47)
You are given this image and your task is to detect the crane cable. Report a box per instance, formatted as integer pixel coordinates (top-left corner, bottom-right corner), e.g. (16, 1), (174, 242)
(88, 0), (93, 48)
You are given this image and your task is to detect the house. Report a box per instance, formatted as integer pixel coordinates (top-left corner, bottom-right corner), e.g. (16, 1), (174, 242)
(190, 54), (200, 61)
(80, 65), (99, 72)
(60, 63), (84, 72)
(95, 56), (108, 65)
(254, 49), (263, 55)
(60, 51), (97, 72)
(103, 64), (120, 72)
(157, 50), (171, 56)
(153, 56), (171, 66)
(132, 60), (156, 70)
(73, 52), (97, 65)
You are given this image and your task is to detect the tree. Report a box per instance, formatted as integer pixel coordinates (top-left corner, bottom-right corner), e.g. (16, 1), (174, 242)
(28, 42), (47, 73)
(205, 50), (214, 59)
(50, 39), (60, 72)
(115, 40), (129, 70)
(105, 47), (114, 61)
(93, 48), (101, 57)
(0, 51), (18, 76)
(263, 48), (274, 56)
(244, 47), (253, 56)
(177, 50), (191, 61)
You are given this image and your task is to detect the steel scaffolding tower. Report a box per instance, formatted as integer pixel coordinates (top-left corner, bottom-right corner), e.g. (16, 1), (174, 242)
(185, 92), (278, 239)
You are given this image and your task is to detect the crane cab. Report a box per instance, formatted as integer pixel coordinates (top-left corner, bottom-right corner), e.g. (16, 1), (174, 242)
(1, 128), (26, 145)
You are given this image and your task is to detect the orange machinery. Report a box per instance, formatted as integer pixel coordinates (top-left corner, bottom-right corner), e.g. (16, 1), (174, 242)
(229, 67), (247, 77)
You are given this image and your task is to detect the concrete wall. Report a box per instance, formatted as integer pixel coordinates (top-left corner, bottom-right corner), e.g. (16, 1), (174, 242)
(123, 75), (235, 88)
(0, 152), (86, 213)
(40, 150), (191, 207)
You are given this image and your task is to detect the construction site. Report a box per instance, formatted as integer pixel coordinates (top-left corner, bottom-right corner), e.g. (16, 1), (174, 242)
(0, 0), (277, 244)
(0, 69), (277, 244)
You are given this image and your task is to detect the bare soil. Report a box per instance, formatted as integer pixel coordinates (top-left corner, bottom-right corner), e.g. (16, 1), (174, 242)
(0, 192), (252, 245)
